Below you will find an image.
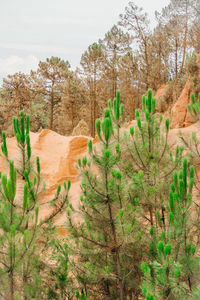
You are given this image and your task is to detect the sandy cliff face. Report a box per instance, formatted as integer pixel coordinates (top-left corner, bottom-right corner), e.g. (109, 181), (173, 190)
(0, 130), (90, 228)
(170, 79), (197, 128)
(155, 84), (168, 112)
(155, 67), (200, 129)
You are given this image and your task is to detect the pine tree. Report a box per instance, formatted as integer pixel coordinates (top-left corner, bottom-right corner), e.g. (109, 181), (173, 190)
(155, 0), (199, 80)
(137, 92), (200, 299)
(64, 92), (143, 299)
(148, 25), (170, 90)
(62, 73), (86, 133)
(119, 3), (151, 89)
(101, 25), (132, 100)
(141, 159), (200, 299)
(118, 52), (139, 121)
(80, 43), (106, 137)
(0, 111), (71, 299)
(31, 57), (70, 130)
(121, 89), (183, 227)
(3, 72), (33, 114)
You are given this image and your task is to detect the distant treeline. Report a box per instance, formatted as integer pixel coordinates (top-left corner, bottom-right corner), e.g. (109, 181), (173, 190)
(1, 0), (200, 136)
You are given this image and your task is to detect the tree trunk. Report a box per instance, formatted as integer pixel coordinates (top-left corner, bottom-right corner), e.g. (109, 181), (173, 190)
(71, 99), (75, 129)
(49, 84), (54, 130)
(144, 39), (150, 89)
(175, 39), (178, 78)
(9, 270), (14, 300)
(90, 87), (95, 138)
(158, 40), (162, 85)
(93, 66), (97, 137)
(112, 49), (117, 100)
(178, 12), (188, 79)
(105, 146), (125, 300)
(9, 199), (14, 300)
(15, 87), (21, 117)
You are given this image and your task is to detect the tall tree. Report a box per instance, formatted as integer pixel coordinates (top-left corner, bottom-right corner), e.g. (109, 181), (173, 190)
(189, 16), (200, 53)
(120, 89), (183, 242)
(156, 0), (200, 79)
(65, 92), (143, 299)
(118, 51), (139, 120)
(62, 72), (86, 133)
(148, 24), (170, 89)
(0, 111), (71, 299)
(80, 43), (106, 137)
(119, 3), (151, 89)
(3, 72), (33, 114)
(101, 25), (132, 100)
(31, 57), (70, 130)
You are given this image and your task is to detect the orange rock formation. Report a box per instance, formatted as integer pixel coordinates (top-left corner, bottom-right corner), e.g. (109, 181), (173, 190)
(170, 79), (197, 128)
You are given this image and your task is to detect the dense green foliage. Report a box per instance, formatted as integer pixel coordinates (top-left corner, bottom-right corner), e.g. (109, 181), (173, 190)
(57, 90), (199, 299)
(0, 111), (71, 300)
(141, 159), (200, 299)
(65, 98), (142, 299)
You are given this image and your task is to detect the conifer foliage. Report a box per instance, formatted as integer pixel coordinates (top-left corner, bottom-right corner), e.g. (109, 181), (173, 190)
(122, 89), (183, 228)
(0, 111), (71, 299)
(65, 92), (142, 299)
(141, 159), (200, 299)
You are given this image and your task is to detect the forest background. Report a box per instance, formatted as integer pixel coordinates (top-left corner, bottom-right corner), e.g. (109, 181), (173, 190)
(0, 0), (200, 138)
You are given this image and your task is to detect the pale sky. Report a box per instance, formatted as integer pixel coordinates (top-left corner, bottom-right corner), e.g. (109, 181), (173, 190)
(0, 0), (170, 82)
